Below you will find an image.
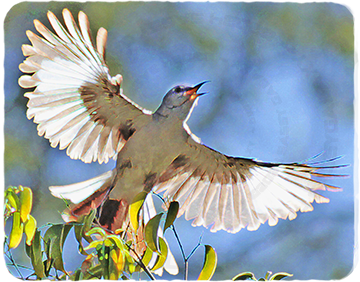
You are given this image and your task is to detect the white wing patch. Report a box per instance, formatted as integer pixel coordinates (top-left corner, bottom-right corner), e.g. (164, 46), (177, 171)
(19, 9), (150, 164)
(154, 163), (341, 234)
(49, 170), (114, 204)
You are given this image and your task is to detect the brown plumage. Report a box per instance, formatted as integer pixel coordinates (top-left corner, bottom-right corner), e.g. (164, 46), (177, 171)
(19, 9), (345, 233)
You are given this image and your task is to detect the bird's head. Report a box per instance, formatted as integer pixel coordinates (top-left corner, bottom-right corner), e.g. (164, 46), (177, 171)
(155, 81), (208, 120)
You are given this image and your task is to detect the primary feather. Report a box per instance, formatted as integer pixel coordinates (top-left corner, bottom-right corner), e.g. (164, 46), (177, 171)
(19, 9), (152, 164)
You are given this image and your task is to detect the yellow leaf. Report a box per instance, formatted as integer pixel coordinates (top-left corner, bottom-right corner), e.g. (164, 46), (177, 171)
(9, 211), (24, 249)
(107, 235), (125, 250)
(110, 247), (125, 272)
(5, 188), (20, 211)
(85, 227), (107, 238)
(104, 238), (114, 247)
(129, 192), (147, 231)
(197, 245), (217, 280)
(151, 237), (168, 271)
(270, 272), (294, 280)
(108, 248), (120, 280)
(84, 240), (104, 251)
(232, 272), (256, 281)
(109, 272), (118, 280)
(19, 187), (33, 222)
(141, 247), (154, 267)
(24, 215), (37, 245)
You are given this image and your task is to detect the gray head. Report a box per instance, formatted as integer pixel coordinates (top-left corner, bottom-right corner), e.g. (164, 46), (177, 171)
(155, 81), (208, 120)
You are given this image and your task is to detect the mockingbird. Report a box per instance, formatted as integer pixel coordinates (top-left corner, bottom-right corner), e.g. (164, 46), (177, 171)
(19, 9), (343, 234)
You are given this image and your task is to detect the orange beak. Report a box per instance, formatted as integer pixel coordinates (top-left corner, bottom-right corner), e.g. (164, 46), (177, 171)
(185, 81), (209, 100)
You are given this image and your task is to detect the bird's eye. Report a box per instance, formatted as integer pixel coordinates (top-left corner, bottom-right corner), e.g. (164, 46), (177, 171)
(174, 86), (182, 93)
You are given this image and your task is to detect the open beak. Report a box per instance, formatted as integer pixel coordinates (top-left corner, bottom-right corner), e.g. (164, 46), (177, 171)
(185, 81), (209, 100)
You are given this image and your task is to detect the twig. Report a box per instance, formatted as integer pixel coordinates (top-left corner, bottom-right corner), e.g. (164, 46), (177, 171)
(125, 243), (156, 280)
(182, 232), (203, 280)
(37, 222), (53, 230)
(169, 215), (203, 280)
(171, 225), (186, 261)
(152, 192), (204, 280)
(186, 232), (203, 261)
(4, 246), (25, 279)
(170, 225), (189, 279)
(6, 262), (33, 271)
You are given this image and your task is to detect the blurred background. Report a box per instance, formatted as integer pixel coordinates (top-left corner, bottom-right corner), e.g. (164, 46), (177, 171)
(4, 1), (354, 280)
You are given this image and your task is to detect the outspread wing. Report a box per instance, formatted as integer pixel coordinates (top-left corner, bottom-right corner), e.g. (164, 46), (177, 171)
(19, 9), (152, 164)
(153, 138), (344, 233)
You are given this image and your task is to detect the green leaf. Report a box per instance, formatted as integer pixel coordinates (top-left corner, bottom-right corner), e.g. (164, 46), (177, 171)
(121, 274), (129, 280)
(83, 209), (96, 239)
(164, 201), (179, 232)
(151, 237), (168, 271)
(233, 272), (257, 281)
(25, 230), (46, 279)
(125, 252), (136, 274)
(98, 245), (110, 279)
(129, 191), (147, 231)
(144, 213), (163, 252)
(43, 223), (73, 273)
(73, 269), (83, 281)
(81, 264), (103, 280)
(67, 269), (83, 282)
(86, 277), (100, 282)
(270, 272), (293, 280)
(74, 209), (96, 255)
(198, 245), (217, 280)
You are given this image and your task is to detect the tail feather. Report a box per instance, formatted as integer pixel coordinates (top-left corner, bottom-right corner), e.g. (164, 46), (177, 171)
(49, 170), (114, 204)
(98, 199), (129, 231)
(62, 185), (110, 223)
(50, 170), (127, 229)
(50, 170), (132, 231)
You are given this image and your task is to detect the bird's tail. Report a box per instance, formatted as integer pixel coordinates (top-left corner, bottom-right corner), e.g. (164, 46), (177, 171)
(49, 170), (129, 231)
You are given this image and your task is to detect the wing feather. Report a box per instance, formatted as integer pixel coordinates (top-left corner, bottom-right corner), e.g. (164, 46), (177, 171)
(155, 139), (344, 233)
(19, 9), (152, 164)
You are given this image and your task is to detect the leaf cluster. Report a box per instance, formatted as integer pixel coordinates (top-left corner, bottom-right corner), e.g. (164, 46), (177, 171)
(5, 187), (293, 281)
(232, 271), (293, 281)
(4, 186), (37, 249)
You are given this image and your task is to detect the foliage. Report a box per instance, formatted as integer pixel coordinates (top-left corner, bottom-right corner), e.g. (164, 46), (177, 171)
(4, 186), (293, 280)
(232, 271), (293, 281)
(4, 186), (37, 249)
(3, 0), (360, 280)
(3, 186), (211, 281)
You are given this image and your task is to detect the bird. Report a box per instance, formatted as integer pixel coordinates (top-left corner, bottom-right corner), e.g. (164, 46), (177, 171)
(18, 9), (344, 234)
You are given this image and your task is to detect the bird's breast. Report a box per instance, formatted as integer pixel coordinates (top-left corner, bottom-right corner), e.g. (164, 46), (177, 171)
(110, 120), (187, 201)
